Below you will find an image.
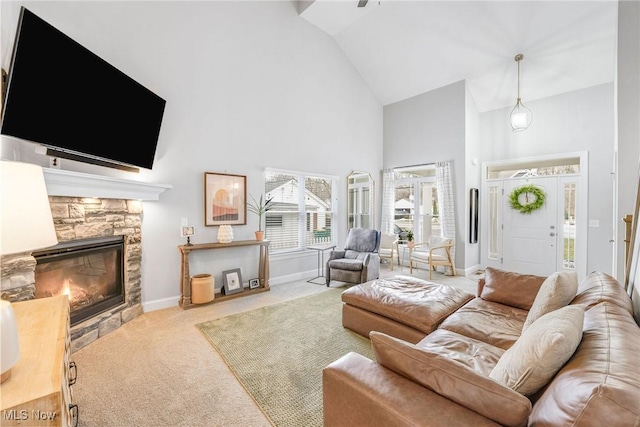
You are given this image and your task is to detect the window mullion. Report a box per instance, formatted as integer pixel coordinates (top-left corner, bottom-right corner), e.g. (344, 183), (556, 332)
(298, 174), (306, 249)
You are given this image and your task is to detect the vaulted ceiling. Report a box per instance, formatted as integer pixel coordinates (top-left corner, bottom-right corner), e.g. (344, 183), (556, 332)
(300, 0), (618, 112)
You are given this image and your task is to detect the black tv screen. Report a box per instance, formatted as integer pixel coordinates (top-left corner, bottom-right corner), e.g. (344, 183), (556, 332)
(1, 7), (166, 170)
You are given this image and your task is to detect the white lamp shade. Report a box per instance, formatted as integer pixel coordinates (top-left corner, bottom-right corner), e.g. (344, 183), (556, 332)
(510, 100), (533, 132)
(0, 161), (58, 254)
(0, 300), (20, 378)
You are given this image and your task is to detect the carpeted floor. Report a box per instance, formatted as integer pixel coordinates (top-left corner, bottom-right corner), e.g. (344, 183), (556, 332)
(197, 289), (374, 427)
(71, 265), (479, 426)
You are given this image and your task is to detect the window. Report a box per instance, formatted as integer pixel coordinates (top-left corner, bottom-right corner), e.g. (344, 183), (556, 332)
(393, 165), (439, 242)
(264, 169), (337, 253)
(562, 182), (578, 270)
(486, 158), (580, 180)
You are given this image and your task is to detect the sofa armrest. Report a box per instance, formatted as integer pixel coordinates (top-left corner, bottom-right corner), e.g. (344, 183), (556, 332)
(363, 252), (381, 266)
(323, 352), (502, 427)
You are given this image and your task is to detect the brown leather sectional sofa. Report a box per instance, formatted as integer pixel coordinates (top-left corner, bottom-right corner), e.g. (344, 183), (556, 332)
(323, 269), (640, 426)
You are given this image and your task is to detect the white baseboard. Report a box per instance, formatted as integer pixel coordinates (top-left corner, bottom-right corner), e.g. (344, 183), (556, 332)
(269, 269), (318, 286)
(460, 264), (483, 276)
(142, 295), (180, 313)
(142, 269), (320, 313)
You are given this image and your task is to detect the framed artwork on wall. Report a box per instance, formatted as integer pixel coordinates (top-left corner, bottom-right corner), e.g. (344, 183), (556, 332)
(204, 172), (247, 226)
(222, 268), (243, 295)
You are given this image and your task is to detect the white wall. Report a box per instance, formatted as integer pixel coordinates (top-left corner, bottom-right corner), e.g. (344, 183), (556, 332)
(0, 1), (383, 309)
(479, 83), (615, 274)
(464, 84), (481, 270)
(383, 81), (467, 270)
(383, 80), (615, 275)
(616, 0), (640, 281)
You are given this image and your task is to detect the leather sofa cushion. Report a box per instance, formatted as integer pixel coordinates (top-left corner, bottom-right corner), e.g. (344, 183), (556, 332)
(490, 305), (584, 396)
(416, 329), (504, 376)
(522, 271), (579, 330)
(571, 271), (633, 314)
(341, 276), (474, 334)
(323, 352), (504, 427)
(529, 302), (640, 426)
(438, 297), (528, 350)
(480, 267), (546, 310)
(370, 331), (532, 427)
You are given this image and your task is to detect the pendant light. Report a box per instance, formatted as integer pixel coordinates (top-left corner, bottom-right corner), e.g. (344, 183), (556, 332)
(509, 54), (532, 132)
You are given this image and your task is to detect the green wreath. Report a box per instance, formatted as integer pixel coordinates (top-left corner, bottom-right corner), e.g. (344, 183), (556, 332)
(509, 185), (545, 214)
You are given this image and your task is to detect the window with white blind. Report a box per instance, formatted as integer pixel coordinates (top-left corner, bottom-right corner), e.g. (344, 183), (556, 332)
(264, 169), (337, 253)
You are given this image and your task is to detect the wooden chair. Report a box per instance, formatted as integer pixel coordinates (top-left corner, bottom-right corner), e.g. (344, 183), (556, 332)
(378, 233), (399, 270)
(409, 236), (455, 279)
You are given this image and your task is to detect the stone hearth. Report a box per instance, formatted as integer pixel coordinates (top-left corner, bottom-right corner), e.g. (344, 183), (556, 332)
(0, 168), (171, 352)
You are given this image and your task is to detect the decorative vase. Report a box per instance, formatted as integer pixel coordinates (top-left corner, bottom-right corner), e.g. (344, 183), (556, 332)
(255, 231), (264, 241)
(217, 225), (234, 243)
(191, 274), (214, 304)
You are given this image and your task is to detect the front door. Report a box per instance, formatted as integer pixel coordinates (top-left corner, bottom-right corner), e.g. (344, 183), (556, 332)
(502, 177), (558, 275)
(481, 153), (587, 280)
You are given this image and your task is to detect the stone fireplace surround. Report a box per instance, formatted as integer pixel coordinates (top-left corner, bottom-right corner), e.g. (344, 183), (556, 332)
(0, 168), (171, 352)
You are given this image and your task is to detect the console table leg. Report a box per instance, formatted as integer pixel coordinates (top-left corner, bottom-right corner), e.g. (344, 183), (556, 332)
(180, 251), (192, 307)
(259, 244), (270, 288)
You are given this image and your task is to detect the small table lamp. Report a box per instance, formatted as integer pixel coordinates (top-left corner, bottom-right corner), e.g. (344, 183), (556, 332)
(0, 161), (59, 383)
(180, 225), (195, 246)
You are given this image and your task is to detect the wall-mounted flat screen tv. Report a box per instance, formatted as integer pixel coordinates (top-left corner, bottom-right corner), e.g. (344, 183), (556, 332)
(1, 7), (166, 171)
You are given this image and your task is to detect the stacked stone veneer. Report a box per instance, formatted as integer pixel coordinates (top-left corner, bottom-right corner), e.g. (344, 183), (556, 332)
(0, 196), (144, 352)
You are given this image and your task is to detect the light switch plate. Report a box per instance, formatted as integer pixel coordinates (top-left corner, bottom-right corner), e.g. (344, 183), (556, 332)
(181, 217), (188, 226)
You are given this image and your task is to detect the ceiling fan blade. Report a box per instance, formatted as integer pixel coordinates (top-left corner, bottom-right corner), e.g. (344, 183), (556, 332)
(357, 0), (368, 7)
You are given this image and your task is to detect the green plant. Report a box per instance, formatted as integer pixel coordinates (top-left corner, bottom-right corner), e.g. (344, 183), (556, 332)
(246, 194), (275, 231)
(405, 229), (414, 242)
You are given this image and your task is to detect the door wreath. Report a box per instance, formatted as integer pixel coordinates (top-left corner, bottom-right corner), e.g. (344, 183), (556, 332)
(508, 185), (545, 214)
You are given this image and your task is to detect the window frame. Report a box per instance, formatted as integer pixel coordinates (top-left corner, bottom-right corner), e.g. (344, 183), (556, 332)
(393, 165), (438, 243)
(264, 167), (338, 254)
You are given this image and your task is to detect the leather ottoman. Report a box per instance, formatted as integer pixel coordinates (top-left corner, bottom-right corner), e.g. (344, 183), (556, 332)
(341, 275), (475, 343)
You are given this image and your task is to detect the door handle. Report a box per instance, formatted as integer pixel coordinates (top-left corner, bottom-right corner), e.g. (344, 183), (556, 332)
(550, 232), (556, 236)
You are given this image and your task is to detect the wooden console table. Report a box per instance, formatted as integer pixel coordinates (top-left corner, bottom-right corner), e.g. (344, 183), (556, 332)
(179, 240), (270, 309)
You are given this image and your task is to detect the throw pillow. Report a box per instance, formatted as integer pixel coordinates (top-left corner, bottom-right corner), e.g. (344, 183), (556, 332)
(370, 331), (532, 427)
(522, 271), (579, 331)
(480, 267), (546, 310)
(489, 305), (584, 396)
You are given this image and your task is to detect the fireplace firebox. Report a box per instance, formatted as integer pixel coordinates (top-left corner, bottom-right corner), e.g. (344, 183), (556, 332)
(33, 236), (125, 326)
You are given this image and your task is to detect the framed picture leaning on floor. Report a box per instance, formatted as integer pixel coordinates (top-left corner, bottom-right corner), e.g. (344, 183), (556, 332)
(222, 268), (243, 295)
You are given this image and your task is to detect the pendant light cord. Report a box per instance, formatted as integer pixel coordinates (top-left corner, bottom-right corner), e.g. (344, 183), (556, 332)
(517, 58), (521, 100)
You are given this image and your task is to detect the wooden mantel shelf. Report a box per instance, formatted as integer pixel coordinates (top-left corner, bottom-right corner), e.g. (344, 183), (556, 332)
(178, 240), (270, 309)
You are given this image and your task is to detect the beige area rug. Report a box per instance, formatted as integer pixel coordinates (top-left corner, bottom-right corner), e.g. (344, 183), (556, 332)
(196, 288), (373, 427)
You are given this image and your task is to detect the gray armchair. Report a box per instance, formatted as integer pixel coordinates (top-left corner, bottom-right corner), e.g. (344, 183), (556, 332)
(326, 228), (381, 286)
